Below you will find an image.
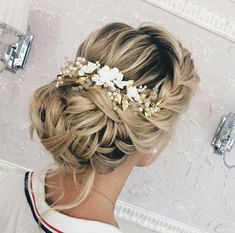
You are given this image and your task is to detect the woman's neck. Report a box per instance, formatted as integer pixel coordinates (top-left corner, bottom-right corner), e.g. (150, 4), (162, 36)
(45, 154), (137, 228)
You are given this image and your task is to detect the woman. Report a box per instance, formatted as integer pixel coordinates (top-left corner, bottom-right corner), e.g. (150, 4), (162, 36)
(0, 22), (200, 232)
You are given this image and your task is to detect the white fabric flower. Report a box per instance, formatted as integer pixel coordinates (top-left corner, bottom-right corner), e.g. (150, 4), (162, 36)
(91, 74), (109, 86)
(82, 61), (97, 73)
(78, 69), (85, 76)
(78, 62), (98, 76)
(126, 86), (140, 101)
(91, 65), (128, 89)
(112, 71), (128, 89)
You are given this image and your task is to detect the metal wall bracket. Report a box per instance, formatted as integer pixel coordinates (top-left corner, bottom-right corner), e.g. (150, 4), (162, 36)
(2, 25), (34, 72)
(211, 112), (235, 156)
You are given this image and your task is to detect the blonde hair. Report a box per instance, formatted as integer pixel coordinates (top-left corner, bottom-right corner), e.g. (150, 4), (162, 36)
(28, 22), (200, 227)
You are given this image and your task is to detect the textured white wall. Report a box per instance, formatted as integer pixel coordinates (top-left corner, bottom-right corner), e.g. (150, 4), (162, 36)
(0, 0), (234, 233)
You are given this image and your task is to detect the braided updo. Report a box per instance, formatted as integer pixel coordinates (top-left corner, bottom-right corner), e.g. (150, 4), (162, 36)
(28, 22), (200, 215)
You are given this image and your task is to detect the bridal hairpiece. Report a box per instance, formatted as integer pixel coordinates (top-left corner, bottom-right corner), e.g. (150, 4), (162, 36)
(55, 56), (165, 118)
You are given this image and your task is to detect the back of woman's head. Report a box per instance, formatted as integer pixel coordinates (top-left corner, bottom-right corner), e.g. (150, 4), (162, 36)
(29, 22), (200, 213)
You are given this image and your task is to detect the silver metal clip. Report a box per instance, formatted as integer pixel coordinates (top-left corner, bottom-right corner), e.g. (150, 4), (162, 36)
(2, 25), (34, 72)
(211, 112), (235, 156)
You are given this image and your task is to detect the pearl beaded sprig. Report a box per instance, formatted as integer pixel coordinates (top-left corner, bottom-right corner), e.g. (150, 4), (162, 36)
(56, 56), (165, 118)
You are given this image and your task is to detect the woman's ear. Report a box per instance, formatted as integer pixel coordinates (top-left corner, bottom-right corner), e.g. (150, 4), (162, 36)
(134, 131), (173, 167)
(134, 152), (157, 167)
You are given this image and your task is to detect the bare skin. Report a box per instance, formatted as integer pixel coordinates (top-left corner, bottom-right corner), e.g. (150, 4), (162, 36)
(45, 131), (172, 229)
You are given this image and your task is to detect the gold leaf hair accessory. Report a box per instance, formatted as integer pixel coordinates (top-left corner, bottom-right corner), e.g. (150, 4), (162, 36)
(56, 56), (165, 118)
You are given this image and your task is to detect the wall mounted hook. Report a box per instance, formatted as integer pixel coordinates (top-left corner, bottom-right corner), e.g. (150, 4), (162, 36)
(211, 112), (235, 168)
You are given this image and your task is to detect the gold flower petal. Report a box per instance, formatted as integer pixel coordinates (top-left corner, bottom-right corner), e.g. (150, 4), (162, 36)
(79, 76), (87, 81)
(116, 93), (122, 104)
(122, 100), (129, 111)
(144, 112), (151, 118)
(127, 80), (134, 86)
(94, 84), (102, 88)
(140, 93), (146, 100)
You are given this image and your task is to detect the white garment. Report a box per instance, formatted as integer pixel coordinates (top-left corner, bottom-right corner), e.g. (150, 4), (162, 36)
(0, 162), (123, 233)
